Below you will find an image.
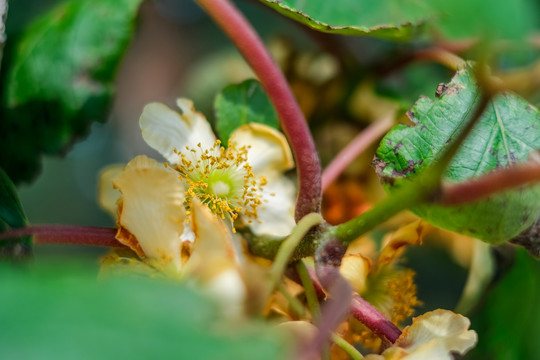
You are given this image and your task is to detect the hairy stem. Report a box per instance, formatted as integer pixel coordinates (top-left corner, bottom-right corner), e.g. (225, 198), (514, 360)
(351, 294), (402, 343)
(0, 225), (120, 247)
(267, 213), (324, 297)
(195, 0), (322, 221)
(322, 115), (394, 192)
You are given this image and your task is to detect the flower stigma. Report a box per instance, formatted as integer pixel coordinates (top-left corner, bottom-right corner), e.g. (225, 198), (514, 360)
(172, 138), (268, 231)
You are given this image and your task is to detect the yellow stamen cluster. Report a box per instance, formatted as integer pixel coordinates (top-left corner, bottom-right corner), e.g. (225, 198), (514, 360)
(172, 139), (267, 231)
(348, 268), (421, 351)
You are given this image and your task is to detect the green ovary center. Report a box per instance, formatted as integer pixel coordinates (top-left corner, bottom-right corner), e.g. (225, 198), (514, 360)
(173, 140), (267, 229)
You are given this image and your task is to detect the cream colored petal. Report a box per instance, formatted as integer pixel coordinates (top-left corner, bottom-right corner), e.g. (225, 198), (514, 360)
(184, 198), (238, 278)
(248, 176), (296, 237)
(379, 220), (429, 265)
(97, 164), (124, 219)
(113, 155), (186, 272)
(396, 309), (478, 358)
(230, 123), (294, 177)
(140, 99), (216, 165)
(339, 254), (371, 294)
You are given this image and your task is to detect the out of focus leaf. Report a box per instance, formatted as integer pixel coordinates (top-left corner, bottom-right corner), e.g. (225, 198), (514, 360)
(0, 263), (292, 360)
(375, 65), (540, 243)
(469, 249), (540, 359)
(214, 79), (280, 145)
(0, 0), (142, 184)
(258, 0), (539, 42)
(0, 167), (31, 258)
(258, 0), (432, 41)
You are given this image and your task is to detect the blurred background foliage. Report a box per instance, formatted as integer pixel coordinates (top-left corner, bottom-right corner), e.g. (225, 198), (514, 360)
(1, 0), (540, 359)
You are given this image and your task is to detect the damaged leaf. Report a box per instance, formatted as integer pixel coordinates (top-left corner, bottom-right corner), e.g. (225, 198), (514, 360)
(375, 65), (540, 243)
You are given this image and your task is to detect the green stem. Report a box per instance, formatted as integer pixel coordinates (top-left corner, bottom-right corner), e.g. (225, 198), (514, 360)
(296, 260), (321, 321)
(195, 0), (322, 221)
(278, 283), (305, 318)
(331, 333), (364, 360)
(267, 213), (324, 294)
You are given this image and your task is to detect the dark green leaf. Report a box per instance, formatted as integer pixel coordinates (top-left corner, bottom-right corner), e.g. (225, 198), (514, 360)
(258, 0), (432, 41)
(214, 79), (280, 145)
(0, 167), (31, 258)
(0, 0), (142, 184)
(469, 249), (540, 360)
(375, 66), (540, 243)
(0, 262), (292, 360)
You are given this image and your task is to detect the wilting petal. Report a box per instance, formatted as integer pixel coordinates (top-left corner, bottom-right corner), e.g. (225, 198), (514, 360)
(185, 198), (239, 277)
(230, 123), (294, 178)
(392, 309), (478, 359)
(340, 254), (371, 294)
(97, 164), (124, 219)
(113, 155), (187, 272)
(249, 176), (296, 237)
(379, 220), (429, 265)
(140, 99), (216, 165)
(186, 199), (246, 316)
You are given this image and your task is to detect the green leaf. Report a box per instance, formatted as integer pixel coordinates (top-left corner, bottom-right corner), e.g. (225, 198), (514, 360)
(0, 262), (292, 360)
(375, 65), (540, 243)
(0, 0), (142, 184)
(258, 0), (432, 41)
(469, 249), (540, 360)
(0, 167), (31, 258)
(214, 79), (280, 145)
(258, 0), (539, 42)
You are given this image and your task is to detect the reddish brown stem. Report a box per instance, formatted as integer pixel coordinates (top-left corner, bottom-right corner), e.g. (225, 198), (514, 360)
(195, 0), (322, 221)
(440, 162), (540, 205)
(0, 225), (121, 247)
(322, 116), (394, 192)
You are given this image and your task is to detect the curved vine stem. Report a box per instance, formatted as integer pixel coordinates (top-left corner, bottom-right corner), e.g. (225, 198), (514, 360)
(195, 0), (322, 221)
(322, 115), (394, 192)
(0, 225), (120, 247)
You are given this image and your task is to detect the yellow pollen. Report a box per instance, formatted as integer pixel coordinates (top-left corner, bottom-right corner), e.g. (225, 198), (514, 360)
(176, 139), (267, 230)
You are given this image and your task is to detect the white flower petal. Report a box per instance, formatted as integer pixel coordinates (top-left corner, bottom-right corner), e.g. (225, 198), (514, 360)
(113, 155), (187, 271)
(230, 123), (294, 178)
(97, 164), (124, 219)
(204, 269), (246, 319)
(140, 99), (216, 165)
(249, 176), (296, 237)
(396, 309), (478, 359)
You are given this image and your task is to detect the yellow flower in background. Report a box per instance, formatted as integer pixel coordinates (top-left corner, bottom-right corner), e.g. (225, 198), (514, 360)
(338, 220), (428, 350)
(364, 309), (477, 360)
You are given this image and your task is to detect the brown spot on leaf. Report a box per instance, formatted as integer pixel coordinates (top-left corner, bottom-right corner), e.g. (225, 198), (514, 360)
(371, 157), (388, 177)
(435, 83), (448, 98)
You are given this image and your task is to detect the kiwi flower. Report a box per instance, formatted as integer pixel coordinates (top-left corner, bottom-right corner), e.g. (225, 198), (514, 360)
(99, 98), (296, 274)
(139, 98), (296, 237)
(364, 309), (477, 360)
